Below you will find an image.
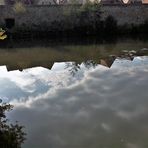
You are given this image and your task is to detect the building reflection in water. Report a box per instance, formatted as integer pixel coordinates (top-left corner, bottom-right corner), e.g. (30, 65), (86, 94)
(3, 48), (148, 72)
(0, 48), (148, 148)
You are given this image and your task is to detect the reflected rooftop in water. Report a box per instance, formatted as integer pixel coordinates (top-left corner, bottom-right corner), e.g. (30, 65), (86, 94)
(0, 44), (148, 72)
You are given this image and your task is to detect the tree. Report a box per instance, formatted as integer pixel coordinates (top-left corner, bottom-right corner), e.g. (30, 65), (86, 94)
(0, 99), (26, 148)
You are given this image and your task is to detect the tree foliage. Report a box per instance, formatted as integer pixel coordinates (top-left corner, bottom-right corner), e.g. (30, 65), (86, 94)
(0, 99), (26, 148)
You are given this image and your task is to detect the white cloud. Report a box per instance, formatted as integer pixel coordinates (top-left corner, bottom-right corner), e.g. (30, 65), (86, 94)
(2, 57), (148, 148)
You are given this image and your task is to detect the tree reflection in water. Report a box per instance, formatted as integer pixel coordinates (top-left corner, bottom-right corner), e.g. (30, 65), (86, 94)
(83, 60), (98, 69)
(65, 62), (81, 76)
(65, 60), (98, 76)
(0, 99), (26, 148)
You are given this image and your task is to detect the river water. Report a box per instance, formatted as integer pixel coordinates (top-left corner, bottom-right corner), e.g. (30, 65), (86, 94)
(0, 39), (148, 148)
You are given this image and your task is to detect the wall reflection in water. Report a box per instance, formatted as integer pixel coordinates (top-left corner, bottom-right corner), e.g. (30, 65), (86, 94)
(0, 56), (148, 148)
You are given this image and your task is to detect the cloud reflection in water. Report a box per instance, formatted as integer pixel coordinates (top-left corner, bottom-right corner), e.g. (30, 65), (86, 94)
(1, 57), (148, 148)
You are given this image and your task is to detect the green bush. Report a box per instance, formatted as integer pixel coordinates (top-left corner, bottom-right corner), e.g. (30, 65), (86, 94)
(0, 99), (26, 148)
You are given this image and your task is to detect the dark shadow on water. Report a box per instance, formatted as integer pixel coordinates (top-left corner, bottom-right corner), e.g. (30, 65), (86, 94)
(1, 35), (148, 50)
(0, 36), (117, 49)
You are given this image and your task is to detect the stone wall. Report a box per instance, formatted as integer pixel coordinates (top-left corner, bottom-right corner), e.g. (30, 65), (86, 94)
(102, 4), (148, 25)
(0, 5), (66, 29)
(0, 4), (148, 30)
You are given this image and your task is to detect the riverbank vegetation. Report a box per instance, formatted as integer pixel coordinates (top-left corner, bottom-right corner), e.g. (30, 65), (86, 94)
(0, 99), (26, 148)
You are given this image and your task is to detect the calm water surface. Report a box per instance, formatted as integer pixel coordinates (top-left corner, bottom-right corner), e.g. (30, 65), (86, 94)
(0, 39), (148, 148)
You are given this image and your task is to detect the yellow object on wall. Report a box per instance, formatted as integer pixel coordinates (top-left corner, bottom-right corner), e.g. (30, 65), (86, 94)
(0, 28), (7, 40)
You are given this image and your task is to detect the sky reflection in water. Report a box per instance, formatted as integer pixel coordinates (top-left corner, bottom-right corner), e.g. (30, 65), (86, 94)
(1, 57), (148, 148)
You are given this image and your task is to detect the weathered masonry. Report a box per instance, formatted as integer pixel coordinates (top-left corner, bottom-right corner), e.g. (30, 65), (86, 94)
(0, 4), (148, 30)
